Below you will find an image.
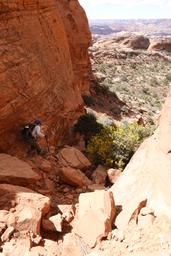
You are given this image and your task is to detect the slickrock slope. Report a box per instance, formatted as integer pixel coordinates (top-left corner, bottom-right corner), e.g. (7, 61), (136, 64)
(111, 88), (171, 229)
(0, 0), (91, 153)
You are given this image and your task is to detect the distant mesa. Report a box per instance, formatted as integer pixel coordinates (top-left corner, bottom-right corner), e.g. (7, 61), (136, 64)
(90, 24), (120, 36)
(114, 33), (150, 50)
(93, 32), (150, 50)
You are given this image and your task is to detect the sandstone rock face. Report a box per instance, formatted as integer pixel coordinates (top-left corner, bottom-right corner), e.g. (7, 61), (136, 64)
(111, 88), (171, 229)
(148, 39), (171, 52)
(0, 0), (91, 154)
(74, 190), (116, 248)
(0, 154), (41, 186)
(56, 0), (91, 93)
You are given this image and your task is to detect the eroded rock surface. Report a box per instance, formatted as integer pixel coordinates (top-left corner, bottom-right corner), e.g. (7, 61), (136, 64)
(0, 0), (91, 154)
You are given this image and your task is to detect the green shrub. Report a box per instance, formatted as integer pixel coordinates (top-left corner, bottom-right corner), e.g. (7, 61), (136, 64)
(87, 122), (152, 170)
(95, 84), (109, 95)
(74, 114), (103, 143)
(82, 95), (94, 106)
(150, 78), (159, 87)
(110, 107), (122, 115)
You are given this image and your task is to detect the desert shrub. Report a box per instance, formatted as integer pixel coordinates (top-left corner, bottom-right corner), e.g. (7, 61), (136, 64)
(110, 107), (122, 115)
(150, 77), (159, 87)
(166, 73), (171, 82)
(94, 84), (110, 95)
(142, 87), (150, 95)
(82, 95), (94, 106)
(74, 113), (103, 143)
(121, 75), (128, 82)
(99, 64), (108, 73)
(87, 122), (151, 170)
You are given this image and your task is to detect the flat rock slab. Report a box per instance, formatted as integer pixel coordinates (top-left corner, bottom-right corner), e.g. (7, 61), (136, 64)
(57, 146), (91, 170)
(0, 154), (41, 186)
(74, 190), (116, 248)
(59, 166), (92, 187)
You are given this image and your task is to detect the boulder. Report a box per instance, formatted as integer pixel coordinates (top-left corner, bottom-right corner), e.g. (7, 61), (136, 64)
(59, 166), (92, 187)
(1, 226), (14, 242)
(57, 204), (75, 223)
(2, 237), (31, 256)
(0, 184), (50, 235)
(43, 239), (61, 256)
(42, 213), (63, 232)
(0, 210), (9, 224)
(88, 184), (105, 191)
(107, 168), (121, 184)
(57, 146), (91, 170)
(11, 205), (42, 235)
(92, 165), (107, 184)
(27, 240), (60, 256)
(0, 154), (41, 186)
(111, 88), (171, 229)
(60, 233), (83, 256)
(31, 156), (52, 173)
(74, 190), (116, 248)
(0, 223), (6, 236)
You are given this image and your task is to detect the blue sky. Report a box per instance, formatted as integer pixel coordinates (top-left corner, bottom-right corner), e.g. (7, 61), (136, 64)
(79, 0), (171, 19)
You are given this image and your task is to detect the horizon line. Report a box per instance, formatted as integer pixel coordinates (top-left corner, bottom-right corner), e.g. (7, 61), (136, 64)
(89, 18), (171, 20)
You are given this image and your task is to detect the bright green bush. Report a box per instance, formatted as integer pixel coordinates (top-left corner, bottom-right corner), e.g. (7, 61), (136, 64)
(87, 122), (152, 169)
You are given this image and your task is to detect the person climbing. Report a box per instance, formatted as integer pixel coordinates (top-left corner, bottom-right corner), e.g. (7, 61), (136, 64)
(22, 119), (47, 155)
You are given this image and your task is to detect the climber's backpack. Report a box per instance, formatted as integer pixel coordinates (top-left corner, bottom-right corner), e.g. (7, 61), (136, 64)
(21, 123), (36, 140)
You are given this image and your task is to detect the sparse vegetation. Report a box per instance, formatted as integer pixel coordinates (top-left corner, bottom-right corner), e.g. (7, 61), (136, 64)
(91, 45), (171, 120)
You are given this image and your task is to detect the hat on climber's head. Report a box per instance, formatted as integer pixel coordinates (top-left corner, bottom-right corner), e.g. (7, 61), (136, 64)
(34, 119), (42, 125)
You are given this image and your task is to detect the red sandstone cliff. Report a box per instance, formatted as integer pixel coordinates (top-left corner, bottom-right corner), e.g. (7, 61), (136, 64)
(0, 0), (91, 153)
